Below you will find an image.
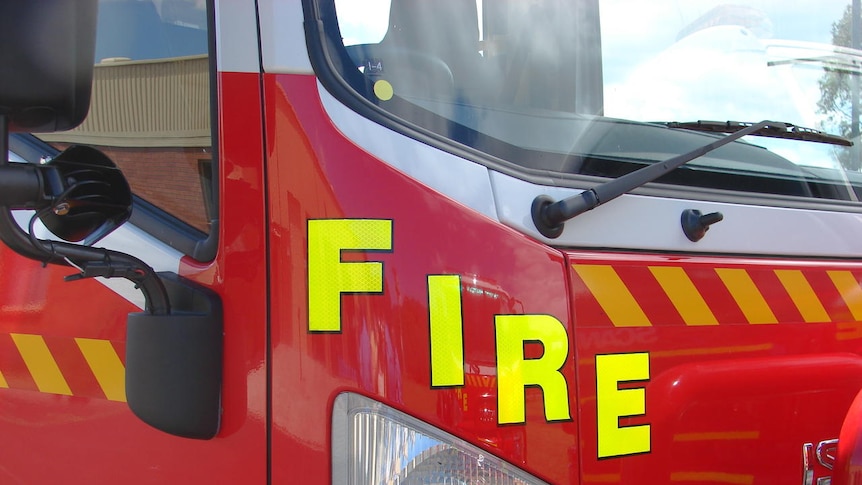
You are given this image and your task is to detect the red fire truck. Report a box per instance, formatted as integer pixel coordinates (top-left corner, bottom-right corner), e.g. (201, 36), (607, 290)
(2, 0), (862, 483)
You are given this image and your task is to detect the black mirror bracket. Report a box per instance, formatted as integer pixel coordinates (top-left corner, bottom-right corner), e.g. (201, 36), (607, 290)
(126, 273), (223, 440)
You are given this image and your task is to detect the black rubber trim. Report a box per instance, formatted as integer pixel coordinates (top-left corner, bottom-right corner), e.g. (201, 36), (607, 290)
(191, 0), (220, 263)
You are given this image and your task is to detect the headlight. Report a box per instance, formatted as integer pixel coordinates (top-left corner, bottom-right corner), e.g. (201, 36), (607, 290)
(332, 392), (548, 484)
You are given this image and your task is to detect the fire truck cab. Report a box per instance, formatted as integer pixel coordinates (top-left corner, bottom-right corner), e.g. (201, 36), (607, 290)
(2, 0), (862, 483)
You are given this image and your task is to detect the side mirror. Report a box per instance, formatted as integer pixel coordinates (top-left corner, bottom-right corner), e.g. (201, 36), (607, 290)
(0, 1), (223, 441)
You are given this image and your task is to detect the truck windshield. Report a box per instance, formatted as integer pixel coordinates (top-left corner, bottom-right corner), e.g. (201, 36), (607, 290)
(330, 0), (862, 202)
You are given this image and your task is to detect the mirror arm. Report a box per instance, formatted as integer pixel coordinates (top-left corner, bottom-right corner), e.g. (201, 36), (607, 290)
(0, 205), (172, 315)
(0, 115), (170, 315)
(0, 115), (54, 262)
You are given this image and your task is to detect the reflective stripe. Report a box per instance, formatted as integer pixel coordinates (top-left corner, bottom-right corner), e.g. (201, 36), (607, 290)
(76, 338), (127, 402)
(11, 334), (72, 396)
(572, 262), (862, 327)
(714, 269), (777, 325)
(775, 270), (830, 323)
(0, 333), (125, 402)
(649, 266), (718, 326)
(828, 270), (862, 320)
(573, 265), (651, 327)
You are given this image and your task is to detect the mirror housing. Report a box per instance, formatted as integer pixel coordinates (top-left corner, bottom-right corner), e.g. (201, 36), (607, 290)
(0, 0), (98, 133)
(126, 273), (223, 440)
(39, 145), (133, 245)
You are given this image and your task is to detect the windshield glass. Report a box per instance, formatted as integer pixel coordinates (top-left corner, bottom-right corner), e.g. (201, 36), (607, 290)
(330, 0), (862, 202)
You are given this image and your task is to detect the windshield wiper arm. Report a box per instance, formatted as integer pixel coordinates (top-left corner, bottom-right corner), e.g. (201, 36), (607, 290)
(531, 119), (846, 239)
(664, 120), (852, 146)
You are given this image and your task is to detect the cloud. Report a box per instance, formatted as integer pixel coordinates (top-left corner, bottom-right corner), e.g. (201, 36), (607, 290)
(603, 18), (852, 168)
(334, 0), (391, 45)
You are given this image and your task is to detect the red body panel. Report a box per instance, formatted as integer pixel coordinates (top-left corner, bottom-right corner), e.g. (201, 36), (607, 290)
(570, 252), (862, 484)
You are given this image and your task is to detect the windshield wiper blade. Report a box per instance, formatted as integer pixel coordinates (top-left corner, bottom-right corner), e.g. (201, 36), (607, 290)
(664, 120), (852, 146)
(531, 119), (837, 239)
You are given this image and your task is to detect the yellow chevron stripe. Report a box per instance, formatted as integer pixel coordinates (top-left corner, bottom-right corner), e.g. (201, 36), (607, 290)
(828, 270), (862, 320)
(573, 265), (651, 327)
(715, 269), (777, 324)
(0, 369), (7, 388)
(649, 266), (718, 326)
(75, 338), (126, 402)
(774, 270), (830, 323)
(11, 333), (72, 395)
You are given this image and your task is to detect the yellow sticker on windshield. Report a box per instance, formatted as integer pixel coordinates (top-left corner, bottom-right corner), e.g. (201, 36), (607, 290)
(374, 80), (394, 101)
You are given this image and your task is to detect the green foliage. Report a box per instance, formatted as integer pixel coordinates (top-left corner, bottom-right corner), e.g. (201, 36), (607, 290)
(817, 4), (862, 170)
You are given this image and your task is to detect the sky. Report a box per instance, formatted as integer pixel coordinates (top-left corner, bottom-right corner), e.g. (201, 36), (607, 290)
(601, 1), (856, 167)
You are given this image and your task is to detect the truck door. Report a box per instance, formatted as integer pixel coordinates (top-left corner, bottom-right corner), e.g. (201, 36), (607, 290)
(0, 1), (268, 482)
(269, 0), (862, 483)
